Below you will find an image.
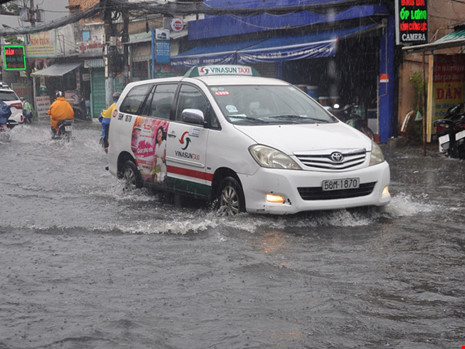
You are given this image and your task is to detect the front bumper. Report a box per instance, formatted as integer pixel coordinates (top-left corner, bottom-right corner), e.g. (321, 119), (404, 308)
(239, 161), (391, 215)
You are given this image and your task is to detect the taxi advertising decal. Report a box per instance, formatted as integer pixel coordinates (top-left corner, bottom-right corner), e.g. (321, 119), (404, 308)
(131, 117), (169, 183)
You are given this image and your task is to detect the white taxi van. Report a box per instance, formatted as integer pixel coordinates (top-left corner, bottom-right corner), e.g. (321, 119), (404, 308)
(107, 65), (390, 215)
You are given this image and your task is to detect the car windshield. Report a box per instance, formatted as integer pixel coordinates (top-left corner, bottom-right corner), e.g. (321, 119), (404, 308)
(209, 85), (337, 125)
(0, 91), (19, 102)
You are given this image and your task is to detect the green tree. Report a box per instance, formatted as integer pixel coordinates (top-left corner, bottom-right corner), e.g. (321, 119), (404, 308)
(405, 71), (425, 143)
(4, 36), (24, 45)
(0, 3), (20, 16)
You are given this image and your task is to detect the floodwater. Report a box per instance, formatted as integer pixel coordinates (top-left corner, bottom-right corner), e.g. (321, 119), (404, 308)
(0, 121), (464, 348)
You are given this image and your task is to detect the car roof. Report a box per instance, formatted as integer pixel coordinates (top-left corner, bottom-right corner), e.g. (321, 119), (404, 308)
(121, 65), (290, 92)
(0, 82), (13, 90)
(122, 75), (289, 93)
(0, 89), (19, 97)
(190, 75), (289, 86)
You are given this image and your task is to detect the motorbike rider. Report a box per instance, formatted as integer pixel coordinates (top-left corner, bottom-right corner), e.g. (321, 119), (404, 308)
(99, 91), (120, 152)
(21, 97), (34, 123)
(0, 100), (12, 131)
(47, 91), (74, 136)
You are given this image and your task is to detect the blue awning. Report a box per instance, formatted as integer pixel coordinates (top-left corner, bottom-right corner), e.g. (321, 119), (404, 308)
(238, 24), (377, 63)
(171, 39), (263, 68)
(172, 24), (378, 67)
(188, 5), (388, 40)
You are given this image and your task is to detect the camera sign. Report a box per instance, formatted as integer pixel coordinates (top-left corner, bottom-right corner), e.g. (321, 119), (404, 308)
(395, 0), (428, 45)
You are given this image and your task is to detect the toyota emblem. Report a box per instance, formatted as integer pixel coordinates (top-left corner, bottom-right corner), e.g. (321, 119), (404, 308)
(330, 152), (344, 162)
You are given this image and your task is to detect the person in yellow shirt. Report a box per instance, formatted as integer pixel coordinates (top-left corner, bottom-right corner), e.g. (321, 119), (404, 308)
(47, 91), (74, 135)
(99, 91), (120, 151)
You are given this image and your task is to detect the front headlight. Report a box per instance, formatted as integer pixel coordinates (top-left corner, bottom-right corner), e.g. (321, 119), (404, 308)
(369, 141), (385, 166)
(249, 144), (301, 170)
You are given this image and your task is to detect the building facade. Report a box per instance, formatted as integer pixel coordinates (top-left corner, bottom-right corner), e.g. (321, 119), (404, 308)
(171, 0), (396, 143)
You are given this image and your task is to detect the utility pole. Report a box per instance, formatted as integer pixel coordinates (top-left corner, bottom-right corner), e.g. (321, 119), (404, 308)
(29, 0), (36, 115)
(29, 0), (36, 27)
(102, 0), (115, 107)
(122, 10), (129, 85)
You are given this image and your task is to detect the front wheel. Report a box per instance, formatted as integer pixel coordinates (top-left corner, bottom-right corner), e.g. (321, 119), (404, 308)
(121, 159), (142, 190)
(215, 176), (245, 216)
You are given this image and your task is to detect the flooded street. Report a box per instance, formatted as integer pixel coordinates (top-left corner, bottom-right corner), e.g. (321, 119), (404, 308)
(0, 121), (464, 348)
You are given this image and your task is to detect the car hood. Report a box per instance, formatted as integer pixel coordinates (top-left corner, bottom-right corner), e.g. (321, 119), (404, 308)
(234, 122), (373, 154)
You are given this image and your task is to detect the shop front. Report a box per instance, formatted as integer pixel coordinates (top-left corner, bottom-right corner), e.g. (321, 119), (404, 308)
(127, 30), (189, 81)
(403, 26), (465, 142)
(172, 1), (396, 143)
(30, 62), (84, 120)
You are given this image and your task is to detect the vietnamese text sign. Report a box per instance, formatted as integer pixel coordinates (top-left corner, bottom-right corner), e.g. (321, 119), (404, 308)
(3, 46), (26, 70)
(35, 96), (51, 119)
(395, 0), (428, 45)
(26, 31), (56, 57)
(432, 55), (465, 122)
(156, 41), (170, 63)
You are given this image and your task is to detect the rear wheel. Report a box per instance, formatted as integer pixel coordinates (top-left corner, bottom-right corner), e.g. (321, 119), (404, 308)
(458, 143), (465, 160)
(121, 160), (142, 190)
(216, 176), (245, 216)
(73, 108), (82, 120)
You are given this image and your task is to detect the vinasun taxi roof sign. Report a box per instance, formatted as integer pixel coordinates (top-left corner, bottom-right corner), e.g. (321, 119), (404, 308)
(185, 65), (260, 77)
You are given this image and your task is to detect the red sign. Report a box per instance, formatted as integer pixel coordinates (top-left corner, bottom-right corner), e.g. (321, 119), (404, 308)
(380, 73), (389, 83)
(170, 18), (184, 32)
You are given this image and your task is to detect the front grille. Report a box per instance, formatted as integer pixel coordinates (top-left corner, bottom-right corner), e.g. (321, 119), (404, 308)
(294, 149), (367, 170)
(297, 182), (376, 200)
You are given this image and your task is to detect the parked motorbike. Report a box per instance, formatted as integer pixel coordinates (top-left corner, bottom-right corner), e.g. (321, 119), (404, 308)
(433, 102), (465, 159)
(52, 119), (73, 142)
(73, 104), (91, 121)
(329, 103), (375, 140)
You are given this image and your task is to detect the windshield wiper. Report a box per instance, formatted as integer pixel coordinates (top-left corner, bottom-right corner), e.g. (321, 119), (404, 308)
(243, 116), (267, 124)
(268, 115), (329, 123)
(230, 115), (267, 124)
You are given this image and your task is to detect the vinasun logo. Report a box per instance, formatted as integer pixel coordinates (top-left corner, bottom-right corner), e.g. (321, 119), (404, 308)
(179, 131), (191, 150)
(175, 131), (200, 160)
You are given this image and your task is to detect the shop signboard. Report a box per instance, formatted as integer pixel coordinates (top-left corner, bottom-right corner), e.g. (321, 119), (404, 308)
(170, 18), (184, 32)
(35, 96), (51, 119)
(156, 41), (170, 63)
(395, 0), (428, 45)
(155, 29), (170, 64)
(3, 46), (26, 71)
(26, 30), (56, 58)
(431, 55), (465, 122)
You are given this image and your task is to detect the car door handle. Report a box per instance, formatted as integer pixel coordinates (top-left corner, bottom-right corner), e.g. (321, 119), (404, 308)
(168, 133), (176, 138)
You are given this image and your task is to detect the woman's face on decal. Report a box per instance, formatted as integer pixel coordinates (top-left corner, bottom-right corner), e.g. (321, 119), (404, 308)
(157, 128), (163, 143)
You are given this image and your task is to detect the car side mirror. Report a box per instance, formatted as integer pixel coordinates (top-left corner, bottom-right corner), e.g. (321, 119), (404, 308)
(182, 108), (205, 125)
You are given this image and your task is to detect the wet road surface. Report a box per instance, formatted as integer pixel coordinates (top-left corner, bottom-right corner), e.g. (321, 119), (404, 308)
(0, 121), (464, 348)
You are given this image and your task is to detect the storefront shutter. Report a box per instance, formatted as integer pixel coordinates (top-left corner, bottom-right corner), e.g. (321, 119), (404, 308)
(252, 63), (276, 78)
(91, 69), (106, 119)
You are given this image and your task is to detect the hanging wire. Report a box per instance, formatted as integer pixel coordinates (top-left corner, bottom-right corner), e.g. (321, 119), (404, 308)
(0, 0), (374, 36)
